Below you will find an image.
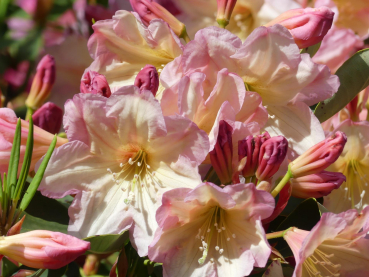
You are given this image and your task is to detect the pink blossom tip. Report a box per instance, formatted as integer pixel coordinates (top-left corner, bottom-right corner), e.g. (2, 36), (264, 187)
(256, 136), (288, 181)
(216, 0), (237, 28)
(291, 171), (346, 198)
(265, 7), (334, 49)
(32, 102), (63, 134)
(0, 230), (90, 269)
(290, 131), (347, 178)
(238, 132), (270, 178)
(80, 71), (112, 98)
(134, 65), (159, 96)
(25, 55), (56, 110)
(129, 0), (186, 37)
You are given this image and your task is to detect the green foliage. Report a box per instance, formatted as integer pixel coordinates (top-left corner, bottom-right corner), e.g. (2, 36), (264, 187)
(2, 257), (19, 277)
(84, 232), (129, 254)
(300, 42), (321, 58)
(315, 48), (369, 122)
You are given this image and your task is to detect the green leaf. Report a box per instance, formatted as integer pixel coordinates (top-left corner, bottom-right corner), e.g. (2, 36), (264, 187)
(314, 48), (369, 122)
(15, 117), (34, 200)
(7, 118), (21, 198)
(21, 212), (68, 234)
(317, 202), (330, 215)
(2, 257), (19, 277)
(19, 135), (57, 211)
(84, 232), (128, 254)
(29, 266), (67, 277)
(300, 41), (321, 58)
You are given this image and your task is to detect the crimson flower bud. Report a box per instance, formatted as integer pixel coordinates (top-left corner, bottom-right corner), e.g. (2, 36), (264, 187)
(265, 7), (334, 49)
(256, 136), (288, 181)
(134, 65), (159, 96)
(290, 131), (347, 178)
(0, 230), (90, 269)
(25, 55), (56, 110)
(210, 120), (233, 184)
(32, 102), (63, 134)
(80, 71), (111, 98)
(291, 171), (345, 198)
(238, 132), (270, 178)
(129, 0), (187, 38)
(216, 0), (238, 28)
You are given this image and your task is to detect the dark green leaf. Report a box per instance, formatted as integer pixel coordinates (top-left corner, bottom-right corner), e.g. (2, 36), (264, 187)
(21, 212), (68, 234)
(7, 118), (21, 198)
(84, 232), (128, 254)
(314, 48), (369, 122)
(2, 257), (19, 277)
(317, 202), (330, 215)
(19, 135), (57, 211)
(300, 42), (321, 58)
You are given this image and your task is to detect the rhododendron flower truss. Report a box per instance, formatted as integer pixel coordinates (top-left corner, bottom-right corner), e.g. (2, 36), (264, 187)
(86, 10), (183, 93)
(160, 25), (338, 157)
(149, 182), (274, 277)
(38, 87), (209, 256)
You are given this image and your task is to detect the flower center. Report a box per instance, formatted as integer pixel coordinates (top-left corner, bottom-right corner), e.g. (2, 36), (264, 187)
(304, 248), (341, 277)
(107, 149), (164, 205)
(342, 159), (368, 209)
(195, 206), (236, 265)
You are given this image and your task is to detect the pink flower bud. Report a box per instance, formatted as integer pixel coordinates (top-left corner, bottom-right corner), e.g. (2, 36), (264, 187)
(80, 71), (111, 98)
(6, 215), (26, 236)
(129, 0), (186, 37)
(134, 65), (159, 96)
(32, 102), (63, 134)
(209, 120), (233, 184)
(256, 136), (288, 181)
(291, 171), (345, 198)
(0, 230), (90, 269)
(264, 7), (334, 49)
(238, 132), (270, 178)
(290, 131), (347, 178)
(25, 55), (56, 110)
(216, 0), (237, 28)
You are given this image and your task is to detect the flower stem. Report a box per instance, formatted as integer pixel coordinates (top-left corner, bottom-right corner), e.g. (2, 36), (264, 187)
(266, 230), (285, 240)
(271, 167), (292, 197)
(25, 107), (34, 121)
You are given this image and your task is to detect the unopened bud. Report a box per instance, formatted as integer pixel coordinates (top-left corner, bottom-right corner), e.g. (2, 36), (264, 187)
(216, 0), (237, 28)
(256, 136), (288, 181)
(210, 120), (233, 184)
(291, 171), (345, 198)
(83, 254), (100, 276)
(238, 132), (270, 178)
(12, 270), (36, 277)
(264, 7), (334, 49)
(80, 71), (111, 98)
(32, 102), (63, 134)
(25, 55), (56, 110)
(129, 0), (187, 38)
(290, 131), (347, 178)
(134, 65), (159, 96)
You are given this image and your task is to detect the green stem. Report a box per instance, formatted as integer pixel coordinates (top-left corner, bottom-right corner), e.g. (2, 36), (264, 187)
(25, 107), (35, 121)
(271, 167), (293, 198)
(265, 230), (285, 240)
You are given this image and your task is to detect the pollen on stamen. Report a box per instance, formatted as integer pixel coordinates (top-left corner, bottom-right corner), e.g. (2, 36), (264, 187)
(128, 158), (133, 165)
(137, 162), (141, 166)
(219, 249), (224, 254)
(107, 168), (112, 173)
(210, 258), (214, 263)
(227, 237), (230, 241)
(199, 247), (203, 251)
(215, 246), (219, 251)
(232, 234), (236, 238)
(120, 163), (123, 167)
(147, 164), (151, 169)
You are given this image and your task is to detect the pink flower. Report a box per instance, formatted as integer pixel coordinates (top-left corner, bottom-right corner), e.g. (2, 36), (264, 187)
(148, 182), (274, 277)
(134, 65), (159, 96)
(264, 7), (334, 49)
(38, 87), (209, 256)
(86, 10), (182, 92)
(0, 230), (90, 269)
(25, 55), (56, 110)
(0, 108), (68, 173)
(290, 131), (347, 177)
(80, 71), (112, 98)
(290, 170), (345, 198)
(284, 207), (369, 277)
(160, 25), (337, 159)
(32, 102), (63, 134)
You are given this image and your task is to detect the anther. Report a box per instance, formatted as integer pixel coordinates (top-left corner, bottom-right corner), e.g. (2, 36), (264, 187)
(219, 249), (224, 254)
(215, 246), (219, 251)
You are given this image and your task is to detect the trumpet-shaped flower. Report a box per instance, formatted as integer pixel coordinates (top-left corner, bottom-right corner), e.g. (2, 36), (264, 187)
(324, 120), (369, 213)
(86, 10), (183, 93)
(284, 207), (369, 277)
(38, 87), (209, 256)
(0, 230), (90, 269)
(160, 25), (337, 157)
(148, 182), (274, 277)
(0, 108), (68, 173)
